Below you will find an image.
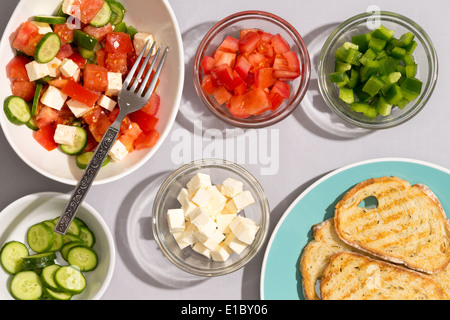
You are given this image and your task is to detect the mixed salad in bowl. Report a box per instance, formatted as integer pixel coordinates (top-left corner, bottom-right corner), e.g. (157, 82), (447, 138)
(4, 0), (162, 168)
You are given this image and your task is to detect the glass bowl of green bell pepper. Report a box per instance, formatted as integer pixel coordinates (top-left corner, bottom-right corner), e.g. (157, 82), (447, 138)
(318, 11), (438, 129)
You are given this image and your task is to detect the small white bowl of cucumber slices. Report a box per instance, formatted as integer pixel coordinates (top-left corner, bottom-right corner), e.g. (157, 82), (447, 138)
(0, 192), (115, 300)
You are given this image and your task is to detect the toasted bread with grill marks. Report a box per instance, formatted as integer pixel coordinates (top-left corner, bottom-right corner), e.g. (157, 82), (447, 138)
(299, 219), (357, 300)
(334, 176), (450, 274)
(320, 252), (445, 300)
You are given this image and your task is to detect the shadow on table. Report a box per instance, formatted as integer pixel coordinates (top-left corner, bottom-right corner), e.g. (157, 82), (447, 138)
(242, 170), (330, 299)
(292, 23), (373, 140)
(115, 171), (206, 290)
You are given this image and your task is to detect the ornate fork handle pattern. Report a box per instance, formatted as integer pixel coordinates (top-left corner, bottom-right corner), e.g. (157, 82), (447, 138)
(54, 124), (120, 235)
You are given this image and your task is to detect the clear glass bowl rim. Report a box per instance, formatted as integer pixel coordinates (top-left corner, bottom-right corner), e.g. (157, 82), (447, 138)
(151, 158), (270, 277)
(318, 11), (438, 129)
(193, 10), (311, 128)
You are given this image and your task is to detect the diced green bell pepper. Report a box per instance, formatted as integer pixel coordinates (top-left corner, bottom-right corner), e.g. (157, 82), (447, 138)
(405, 64), (417, 78)
(381, 72), (402, 95)
(329, 72), (345, 83)
(362, 75), (385, 96)
(390, 46), (407, 59)
(385, 84), (403, 105)
(364, 106), (378, 118)
(345, 48), (363, 66)
(334, 61), (351, 73)
(376, 95), (393, 116)
(368, 37), (387, 52)
(402, 54), (415, 66)
(379, 57), (400, 76)
(391, 32), (415, 48)
(354, 85), (372, 103)
(339, 87), (354, 104)
(351, 33), (371, 52)
(401, 77), (422, 101)
(360, 60), (380, 82)
(351, 102), (370, 113)
(372, 25), (395, 41)
(347, 69), (360, 89)
(359, 48), (377, 66)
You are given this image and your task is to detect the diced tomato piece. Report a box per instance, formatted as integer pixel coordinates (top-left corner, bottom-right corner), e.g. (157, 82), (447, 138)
(239, 31), (261, 54)
(82, 105), (103, 125)
(66, 0), (105, 24)
(239, 29), (258, 40)
(105, 52), (128, 74)
(119, 122), (143, 152)
(211, 64), (242, 91)
(56, 44), (75, 60)
(270, 93), (284, 110)
(271, 80), (291, 99)
(256, 40), (275, 59)
(247, 52), (270, 71)
(212, 86), (232, 105)
(218, 36), (239, 52)
(273, 69), (301, 80)
(134, 129), (159, 150)
(11, 81), (35, 102)
(201, 55), (215, 74)
(12, 21), (42, 57)
(129, 110), (159, 133)
(57, 105), (75, 123)
(254, 68), (276, 89)
(68, 52), (87, 69)
(283, 51), (300, 72)
(271, 33), (290, 54)
(201, 74), (218, 95)
(272, 55), (289, 71)
(33, 124), (58, 151)
(105, 32), (134, 54)
(258, 31), (274, 42)
(62, 80), (99, 107)
(141, 93), (160, 116)
(84, 128), (98, 152)
(243, 71), (255, 87)
(6, 55), (31, 82)
(214, 51), (236, 68)
(234, 55), (252, 79)
(36, 105), (60, 129)
(228, 95), (251, 118)
(83, 64), (108, 92)
(242, 87), (271, 115)
(96, 48), (106, 67)
(233, 82), (247, 96)
(53, 23), (75, 44)
(48, 78), (70, 90)
(88, 110), (111, 142)
(83, 23), (113, 41)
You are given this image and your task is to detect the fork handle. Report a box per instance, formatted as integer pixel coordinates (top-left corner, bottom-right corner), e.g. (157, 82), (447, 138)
(53, 119), (122, 235)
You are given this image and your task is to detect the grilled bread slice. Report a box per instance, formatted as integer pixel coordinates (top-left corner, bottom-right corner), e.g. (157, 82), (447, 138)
(320, 252), (445, 300)
(299, 219), (357, 300)
(334, 176), (450, 274)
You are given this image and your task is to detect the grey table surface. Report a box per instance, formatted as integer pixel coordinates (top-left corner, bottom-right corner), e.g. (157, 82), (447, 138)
(1, 0), (449, 300)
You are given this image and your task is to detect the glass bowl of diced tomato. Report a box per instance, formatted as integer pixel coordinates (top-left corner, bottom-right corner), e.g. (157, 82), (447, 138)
(193, 10), (311, 128)
(318, 11), (438, 129)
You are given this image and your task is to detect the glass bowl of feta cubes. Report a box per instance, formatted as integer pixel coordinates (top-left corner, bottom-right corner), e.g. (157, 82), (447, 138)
(152, 158), (270, 277)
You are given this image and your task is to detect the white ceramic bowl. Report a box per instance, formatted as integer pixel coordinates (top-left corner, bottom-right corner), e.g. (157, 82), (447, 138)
(0, 192), (115, 300)
(0, 0), (184, 185)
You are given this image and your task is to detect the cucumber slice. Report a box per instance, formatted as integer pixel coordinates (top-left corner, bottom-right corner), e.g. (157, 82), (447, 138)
(44, 286), (72, 300)
(0, 241), (29, 275)
(4, 95), (31, 125)
(34, 32), (61, 63)
(67, 246), (98, 272)
(22, 252), (56, 265)
(60, 126), (88, 155)
(76, 151), (110, 169)
(108, 1), (125, 25)
(22, 258), (55, 271)
(42, 220), (64, 252)
(40, 264), (61, 291)
(33, 15), (66, 25)
(90, 1), (112, 27)
(73, 30), (98, 51)
(27, 222), (54, 253)
(31, 83), (43, 116)
(54, 266), (86, 294)
(61, 241), (85, 261)
(10, 271), (43, 300)
(26, 117), (39, 131)
(79, 226), (96, 247)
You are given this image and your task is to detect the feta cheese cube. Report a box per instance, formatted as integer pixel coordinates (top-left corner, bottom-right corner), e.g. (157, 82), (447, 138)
(31, 21), (53, 34)
(224, 232), (248, 254)
(109, 140), (128, 161)
(191, 187), (212, 207)
(206, 185), (227, 215)
(40, 86), (67, 110)
(222, 199), (239, 215)
(60, 58), (79, 78)
(215, 213), (236, 234)
(187, 173), (212, 194)
(232, 191), (256, 211)
(25, 61), (50, 82)
(46, 57), (62, 77)
(192, 242), (211, 259)
(202, 229), (225, 251)
(211, 244), (233, 262)
(167, 209), (185, 233)
(220, 178), (244, 198)
(182, 201), (198, 217)
(133, 32), (157, 57)
(229, 216), (259, 245)
(97, 94), (116, 112)
(71, 68), (81, 82)
(177, 188), (191, 207)
(171, 232), (191, 250)
(66, 99), (91, 118)
(53, 124), (77, 146)
(106, 72), (123, 96)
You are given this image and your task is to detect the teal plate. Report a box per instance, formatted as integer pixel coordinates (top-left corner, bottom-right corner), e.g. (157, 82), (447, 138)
(260, 158), (450, 300)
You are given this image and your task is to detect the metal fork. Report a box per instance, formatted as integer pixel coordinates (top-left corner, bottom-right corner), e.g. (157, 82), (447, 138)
(54, 41), (169, 235)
